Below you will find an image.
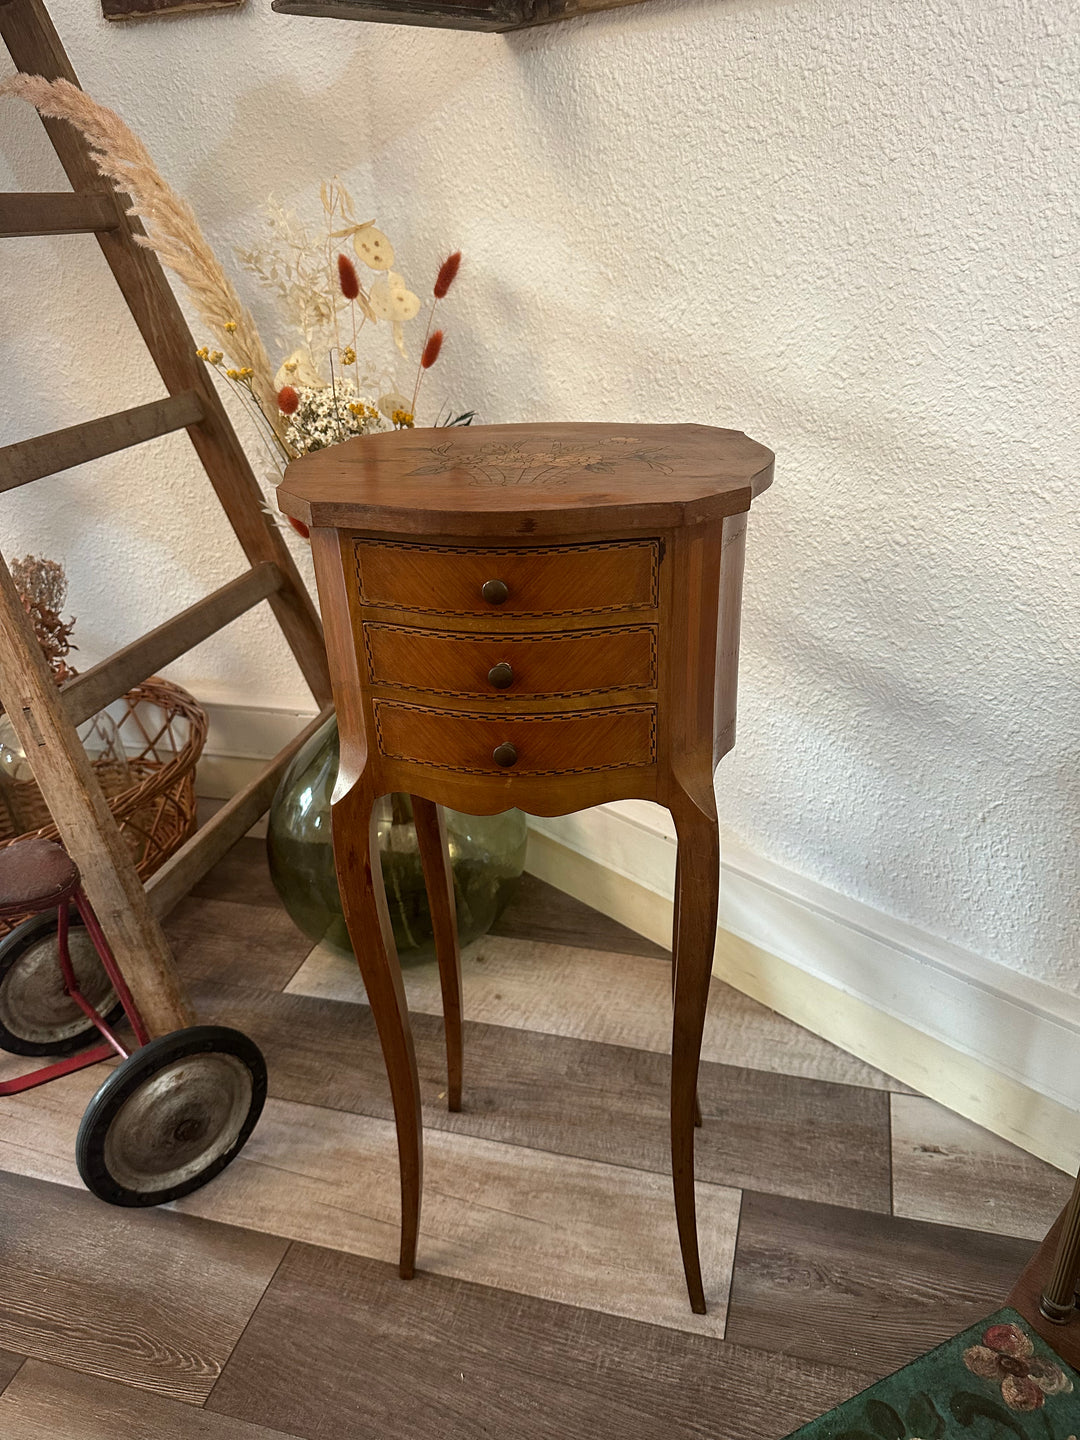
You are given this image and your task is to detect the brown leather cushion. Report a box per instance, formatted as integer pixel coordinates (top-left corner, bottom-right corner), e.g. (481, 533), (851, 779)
(0, 838), (78, 915)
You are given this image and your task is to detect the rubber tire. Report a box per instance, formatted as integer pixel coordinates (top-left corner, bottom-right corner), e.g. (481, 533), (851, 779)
(0, 909), (125, 1057)
(75, 1025), (267, 1207)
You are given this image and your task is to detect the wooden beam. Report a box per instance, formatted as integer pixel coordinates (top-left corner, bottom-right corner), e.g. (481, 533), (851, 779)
(0, 391), (203, 493)
(269, 0), (654, 28)
(147, 703), (334, 917)
(0, 0), (333, 710)
(0, 552), (190, 1036)
(270, 0), (518, 27)
(60, 563), (285, 726)
(0, 189), (120, 237)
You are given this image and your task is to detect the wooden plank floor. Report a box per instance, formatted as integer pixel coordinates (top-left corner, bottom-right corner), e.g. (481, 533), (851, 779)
(0, 835), (1073, 1438)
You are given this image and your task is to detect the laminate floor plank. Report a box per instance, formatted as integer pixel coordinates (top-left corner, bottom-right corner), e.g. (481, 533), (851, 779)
(165, 896), (311, 992)
(207, 1244), (873, 1440)
(0, 1169), (288, 1404)
(171, 1095), (741, 1336)
(890, 1094), (1073, 1240)
(287, 934), (906, 1091)
(726, 1190), (1036, 1376)
(0, 1063), (107, 1188)
(490, 872), (670, 957)
(192, 979), (893, 1213)
(189, 836), (280, 909)
(0, 1351), (24, 1394)
(0, 1361), (305, 1440)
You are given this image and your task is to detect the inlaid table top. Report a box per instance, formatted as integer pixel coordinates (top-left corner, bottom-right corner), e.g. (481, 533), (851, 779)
(277, 422), (774, 536)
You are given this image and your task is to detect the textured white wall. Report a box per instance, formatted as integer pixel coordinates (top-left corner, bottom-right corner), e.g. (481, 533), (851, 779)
(2, 0), (1078, 986)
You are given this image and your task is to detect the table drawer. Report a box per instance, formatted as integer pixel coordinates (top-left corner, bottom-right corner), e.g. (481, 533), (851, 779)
(363, 623), (657, 699)
(373, 701), (656, 776)
(354, 539), (659, 617)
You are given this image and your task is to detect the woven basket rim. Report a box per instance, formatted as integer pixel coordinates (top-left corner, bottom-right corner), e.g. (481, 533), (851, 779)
(0, 675), (207, 850)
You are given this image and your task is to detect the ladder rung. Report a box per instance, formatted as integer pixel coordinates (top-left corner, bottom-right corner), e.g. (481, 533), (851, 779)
(0, 391), (205, 493)
(147, 703), (335, 918)
(0, 191), (122, 238)
(61, 563), (287, 726)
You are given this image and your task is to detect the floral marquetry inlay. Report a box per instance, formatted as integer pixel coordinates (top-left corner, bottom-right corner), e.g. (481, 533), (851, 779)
(406, 435), (677, 487)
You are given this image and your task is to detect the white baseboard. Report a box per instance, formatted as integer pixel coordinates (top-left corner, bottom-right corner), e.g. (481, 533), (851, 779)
(195, 701), (317, 800)
(528, 806), (1080, 1175)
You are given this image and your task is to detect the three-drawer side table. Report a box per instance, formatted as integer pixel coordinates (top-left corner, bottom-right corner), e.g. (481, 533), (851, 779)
(278, 422), (773, 1313)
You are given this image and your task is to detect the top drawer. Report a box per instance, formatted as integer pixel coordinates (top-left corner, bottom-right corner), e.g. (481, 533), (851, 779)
(353, 539), (660, 618)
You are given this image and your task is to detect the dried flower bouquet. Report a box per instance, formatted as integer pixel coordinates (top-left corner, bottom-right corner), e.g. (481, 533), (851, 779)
(1, 74), (471, 528)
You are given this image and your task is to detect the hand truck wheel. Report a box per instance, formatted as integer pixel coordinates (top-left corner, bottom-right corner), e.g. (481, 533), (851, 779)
(75, 1025), (267, 1207)
(0, 909), (124, 1057)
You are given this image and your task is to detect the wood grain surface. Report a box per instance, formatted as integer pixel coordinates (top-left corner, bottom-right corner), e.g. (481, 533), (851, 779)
(165, 895), (312, 992)
(206, 1244), (871, 1440)
(890, 1094), (1073, 1240)
(362, 620), (657, 698)
(0, 1361), (301, 1440)
(490, 871), (669, 957)
(171, 1096), (741, 1336)
(189, 837), (282, 909)
(1007, 1209), (1080, 1373)
(726, 1190), (1036, 1375)
(287, 932), (907, 1090)
(278, 422), (773, 536)
(269, 0), (659, 34)
(0, 1170), (286, 1402)
(186, 977), (892, 1211)
(373, 698), (657, 774)
(354, 535), (659, 615)
(0, 1351), (24, 1396)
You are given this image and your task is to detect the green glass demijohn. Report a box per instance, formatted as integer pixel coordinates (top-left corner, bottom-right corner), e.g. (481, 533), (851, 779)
(267, 713), (528, 959)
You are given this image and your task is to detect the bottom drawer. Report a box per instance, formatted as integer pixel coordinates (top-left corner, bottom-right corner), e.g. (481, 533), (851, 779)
(373, 701), (656, 776)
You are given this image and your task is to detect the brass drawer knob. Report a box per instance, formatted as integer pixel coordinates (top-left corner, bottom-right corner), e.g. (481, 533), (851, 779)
(487, 662), (514, 690)
(492, 742), (518, 768)
(481, 578), (509, 605)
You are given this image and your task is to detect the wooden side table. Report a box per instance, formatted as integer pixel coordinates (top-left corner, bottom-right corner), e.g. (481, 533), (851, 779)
(278, 422), (773, 1313)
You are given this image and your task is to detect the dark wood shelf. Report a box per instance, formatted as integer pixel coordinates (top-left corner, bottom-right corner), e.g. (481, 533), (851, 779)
(270, 0), (653, 33)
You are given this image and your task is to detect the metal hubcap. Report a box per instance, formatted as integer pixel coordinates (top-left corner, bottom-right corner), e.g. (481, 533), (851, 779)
(0, 928), (117, 1044)
(104, 1051), (253, 1194)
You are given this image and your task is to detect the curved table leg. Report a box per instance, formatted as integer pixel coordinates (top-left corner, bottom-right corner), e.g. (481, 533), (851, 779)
(412, 796), (463, 1113)
(670, 786), (720, 1314)
(671, 848), (703, 1130)
(332, 782), (422, 1279)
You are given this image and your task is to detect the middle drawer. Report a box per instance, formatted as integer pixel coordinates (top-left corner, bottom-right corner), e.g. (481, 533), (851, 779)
(362, 622), (657, 700)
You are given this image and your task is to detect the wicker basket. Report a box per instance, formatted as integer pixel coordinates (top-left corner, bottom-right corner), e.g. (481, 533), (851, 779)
(0, 677), (208, 933)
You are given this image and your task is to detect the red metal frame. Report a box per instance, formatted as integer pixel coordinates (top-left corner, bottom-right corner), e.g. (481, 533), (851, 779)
(0, 882), (149, 1096)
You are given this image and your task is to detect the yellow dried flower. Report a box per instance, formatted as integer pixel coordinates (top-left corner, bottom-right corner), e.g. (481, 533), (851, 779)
(224, 320), (238, 333)
(341, 346), (357, 366)
(195, 346), (209, 360)
(209, 350), (223, 364)
(392, 409), (415, 429)
(225, 366), (254, 381)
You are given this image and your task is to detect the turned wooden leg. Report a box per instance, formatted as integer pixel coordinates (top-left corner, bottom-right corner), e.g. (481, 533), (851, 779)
(670, 788), (720, 1314)
(673, 846), (705, 1128)
(412, 796), (463, 1113)
(1041, 1170), (1080, 1322)
(332, 783), (423, 1279)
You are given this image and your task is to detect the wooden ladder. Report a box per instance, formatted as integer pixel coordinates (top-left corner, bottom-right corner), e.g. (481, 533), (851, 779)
(0, 0), (333, 1036)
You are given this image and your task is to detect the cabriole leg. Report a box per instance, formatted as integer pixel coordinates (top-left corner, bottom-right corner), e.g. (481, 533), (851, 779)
(333, 783), (423, 1278)
(669, 787), (720, 1314)
(412, 796), (463, 1112)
